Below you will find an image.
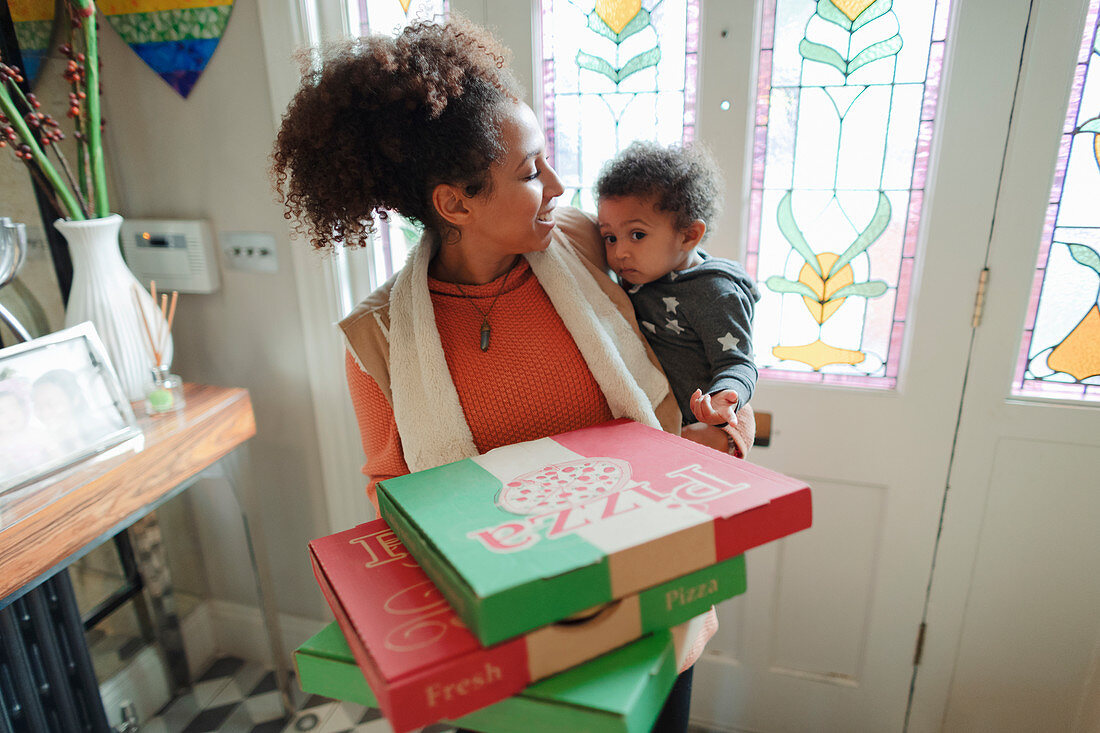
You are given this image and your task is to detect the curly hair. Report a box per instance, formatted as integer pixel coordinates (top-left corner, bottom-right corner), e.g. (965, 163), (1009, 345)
(270, 17), (521, 251)
(594, 141), (723, 238)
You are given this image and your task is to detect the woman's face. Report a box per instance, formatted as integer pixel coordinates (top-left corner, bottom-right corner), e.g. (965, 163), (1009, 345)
(461, 103), (565, 260)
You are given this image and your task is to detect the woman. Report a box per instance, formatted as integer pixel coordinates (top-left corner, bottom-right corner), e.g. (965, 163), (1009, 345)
(272, 17), (752, 732)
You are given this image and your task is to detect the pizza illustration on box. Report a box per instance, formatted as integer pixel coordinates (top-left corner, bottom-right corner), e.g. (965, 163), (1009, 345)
(495, 459), (632, 515)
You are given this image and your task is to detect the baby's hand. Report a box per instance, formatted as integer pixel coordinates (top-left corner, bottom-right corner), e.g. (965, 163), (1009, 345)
(690, 389), (739, 427)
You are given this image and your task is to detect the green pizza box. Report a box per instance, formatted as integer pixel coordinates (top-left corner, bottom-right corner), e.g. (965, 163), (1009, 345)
(295, 622), (677, 733)
(378, 418), (812, 645)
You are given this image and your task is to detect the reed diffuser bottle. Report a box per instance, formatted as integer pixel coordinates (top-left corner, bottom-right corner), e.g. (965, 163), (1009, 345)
(134, 282), (184, 415)
(145, 364), (184, 414)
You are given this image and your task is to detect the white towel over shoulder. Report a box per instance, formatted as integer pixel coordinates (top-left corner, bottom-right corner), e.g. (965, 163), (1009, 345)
(387, 228), (668, 473)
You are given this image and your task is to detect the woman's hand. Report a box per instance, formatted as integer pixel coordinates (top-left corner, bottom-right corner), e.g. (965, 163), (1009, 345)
(690, 388), (739, 427)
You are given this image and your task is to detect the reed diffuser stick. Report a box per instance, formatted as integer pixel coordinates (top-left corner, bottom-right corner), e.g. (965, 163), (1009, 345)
(158, 293), (168, 354)
(161, 291), (178, 359)
(132, 285), (160, 364)
(141, 285), (184, 415)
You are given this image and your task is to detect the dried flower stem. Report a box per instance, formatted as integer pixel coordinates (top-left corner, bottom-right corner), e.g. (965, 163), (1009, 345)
(73, 0), (108, 217)
(0, 1), (108, 221)
(25, 160), (69, 218)
(0, 83), (81, 219)
(48, 143), (91, 218)
(5, 76), (33, 111)
(68, 56), (92, 204)
(75, 114), (93, 203)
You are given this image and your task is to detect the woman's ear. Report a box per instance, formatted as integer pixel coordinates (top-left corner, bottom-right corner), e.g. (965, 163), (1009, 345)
(681, 219), (707, 250)
(432, 183), (473, 228)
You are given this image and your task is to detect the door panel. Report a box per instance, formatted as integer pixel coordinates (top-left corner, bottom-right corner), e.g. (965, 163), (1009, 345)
(913, 2), (1100, 729)
(768, 477), (885, 683)
(705, 477), (888, 683)
(942, 440), (1100, 731)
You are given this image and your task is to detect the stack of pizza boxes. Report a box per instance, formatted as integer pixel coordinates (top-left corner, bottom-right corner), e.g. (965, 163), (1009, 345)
(307, 419), (812, 732)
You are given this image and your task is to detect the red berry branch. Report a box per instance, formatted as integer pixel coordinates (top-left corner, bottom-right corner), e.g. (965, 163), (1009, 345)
(0, 0), (107, 220)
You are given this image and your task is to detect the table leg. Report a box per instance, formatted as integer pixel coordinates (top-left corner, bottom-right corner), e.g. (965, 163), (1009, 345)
(112, 531), (157, 645)
(129, 512), (192, 694)
(214, 447), (294, 716)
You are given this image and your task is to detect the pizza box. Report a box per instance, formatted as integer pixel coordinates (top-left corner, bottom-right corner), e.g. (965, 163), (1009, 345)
(378, 418), (812, 646)
(309, 518), (745, 732)
(295, 621), (677, 733)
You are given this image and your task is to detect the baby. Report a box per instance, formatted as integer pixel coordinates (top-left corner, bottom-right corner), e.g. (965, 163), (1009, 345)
(595, 141), (760, 453)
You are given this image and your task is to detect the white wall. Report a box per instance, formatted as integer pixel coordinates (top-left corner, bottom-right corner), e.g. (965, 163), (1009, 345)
(96, 0), (335, 620)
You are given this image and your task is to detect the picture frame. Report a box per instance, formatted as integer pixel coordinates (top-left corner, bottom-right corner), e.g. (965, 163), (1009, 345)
(0, 322), (142, 495)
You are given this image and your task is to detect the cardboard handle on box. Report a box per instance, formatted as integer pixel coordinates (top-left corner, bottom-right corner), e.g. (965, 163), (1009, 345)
(554, 599), (622, 626)
(523, 595), (642, 679)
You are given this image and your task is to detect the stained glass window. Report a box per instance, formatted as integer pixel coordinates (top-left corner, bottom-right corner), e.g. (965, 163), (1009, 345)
(748, 0), (951, 387)
(356, 0), (447, 281)
(540, 0), (700, 211)
(1014, 0), (1100, 402)
(358, 0), (446, 39)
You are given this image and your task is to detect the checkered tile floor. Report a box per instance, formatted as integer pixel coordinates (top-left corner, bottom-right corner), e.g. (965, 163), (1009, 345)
(140, 656), (457, 733)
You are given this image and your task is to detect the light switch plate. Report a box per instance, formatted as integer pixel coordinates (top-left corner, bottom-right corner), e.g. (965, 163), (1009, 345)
(221, 232), (278, 273)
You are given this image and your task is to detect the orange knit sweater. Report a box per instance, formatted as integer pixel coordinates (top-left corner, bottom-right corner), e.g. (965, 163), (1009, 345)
(345, 259), (614, 512)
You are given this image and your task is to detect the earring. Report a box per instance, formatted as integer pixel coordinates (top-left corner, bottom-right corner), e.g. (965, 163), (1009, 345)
(442, 227), (461, 246)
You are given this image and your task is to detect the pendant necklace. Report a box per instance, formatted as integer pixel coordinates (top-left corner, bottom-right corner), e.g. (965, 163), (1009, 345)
(453, 267), (512, 351)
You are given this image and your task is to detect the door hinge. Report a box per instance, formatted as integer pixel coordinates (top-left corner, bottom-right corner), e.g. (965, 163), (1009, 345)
(972, 268), (990, 327)
(913, 622), (927, 666)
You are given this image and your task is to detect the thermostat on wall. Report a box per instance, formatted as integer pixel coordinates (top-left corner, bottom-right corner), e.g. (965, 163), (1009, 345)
(120, 219), (220, 294)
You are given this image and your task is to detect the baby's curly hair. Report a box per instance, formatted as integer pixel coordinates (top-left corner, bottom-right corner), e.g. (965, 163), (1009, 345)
(270, 17), (521, 251)
(594, 142), (723, 238)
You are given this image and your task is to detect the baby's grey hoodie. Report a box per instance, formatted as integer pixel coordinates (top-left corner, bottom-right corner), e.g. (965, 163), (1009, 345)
(624, 251), (761, 426)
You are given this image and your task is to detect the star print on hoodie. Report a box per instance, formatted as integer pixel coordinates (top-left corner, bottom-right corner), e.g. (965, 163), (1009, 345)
(623, 250), (761, 426)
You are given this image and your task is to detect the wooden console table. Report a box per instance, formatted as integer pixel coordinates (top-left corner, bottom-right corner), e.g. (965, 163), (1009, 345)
(0, 383), (291, 728)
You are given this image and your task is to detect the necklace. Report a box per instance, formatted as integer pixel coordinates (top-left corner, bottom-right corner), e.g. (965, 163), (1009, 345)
(453, 267), (512, 351)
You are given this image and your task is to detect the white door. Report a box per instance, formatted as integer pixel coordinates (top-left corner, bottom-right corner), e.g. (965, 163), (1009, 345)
(910, 0), (1100, 730)
(685, 1), (1035, 731)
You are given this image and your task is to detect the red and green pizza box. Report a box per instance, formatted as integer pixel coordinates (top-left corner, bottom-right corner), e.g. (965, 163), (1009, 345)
(378, 418), (812, 646)
(295, 621), (677, 733)
(308, 518), (746, 732)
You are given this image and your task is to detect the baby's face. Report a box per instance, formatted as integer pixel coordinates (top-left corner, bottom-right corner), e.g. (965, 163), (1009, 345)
(598, 196), (696, 286)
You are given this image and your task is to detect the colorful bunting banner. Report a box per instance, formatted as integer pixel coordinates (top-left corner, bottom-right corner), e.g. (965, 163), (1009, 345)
(99, 0), (235, 98)
(7, 0), (56, 85)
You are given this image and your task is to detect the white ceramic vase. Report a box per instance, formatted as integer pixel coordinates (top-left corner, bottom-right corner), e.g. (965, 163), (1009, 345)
(57, 214), (173, 402)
